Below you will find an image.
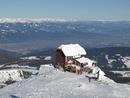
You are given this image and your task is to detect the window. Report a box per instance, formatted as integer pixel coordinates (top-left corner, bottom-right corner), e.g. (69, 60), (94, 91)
(92, 63), (97, 67)
(67, 56), (73, 60)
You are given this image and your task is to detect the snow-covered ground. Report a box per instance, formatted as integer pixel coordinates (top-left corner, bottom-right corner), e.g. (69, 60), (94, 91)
(0, 69), (23, 82)
(20, 55), (52, 61)
(122, 56), (130, 68)
(0, 66), (38, 88)
(0, 69), (23, 88)
(44, 56), (52, 60)
(20, 56), (40, 60)
(0, 64), (130, 98)
(111, 71), (130, 77)
(108, 56), (130, 68)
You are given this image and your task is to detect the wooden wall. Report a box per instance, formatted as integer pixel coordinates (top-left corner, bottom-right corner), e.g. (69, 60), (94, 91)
(56, 49), (65, 68)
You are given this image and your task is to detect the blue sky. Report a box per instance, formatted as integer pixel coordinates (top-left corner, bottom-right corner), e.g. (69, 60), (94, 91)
(0, 0), (130, 20)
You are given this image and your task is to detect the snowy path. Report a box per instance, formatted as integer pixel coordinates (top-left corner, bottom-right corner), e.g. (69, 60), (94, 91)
(0, 65), (130, 98)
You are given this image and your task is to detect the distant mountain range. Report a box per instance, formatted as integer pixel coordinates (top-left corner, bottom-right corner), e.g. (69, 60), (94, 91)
(0, 19), (130, 53)
(0, 18), (68, 23)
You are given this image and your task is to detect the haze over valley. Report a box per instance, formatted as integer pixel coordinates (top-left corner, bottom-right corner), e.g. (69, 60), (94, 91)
(0, 19), (130, 53)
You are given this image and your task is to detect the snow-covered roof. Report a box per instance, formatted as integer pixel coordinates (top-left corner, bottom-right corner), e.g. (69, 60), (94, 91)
(76, 57), (95, 64)
(58, 44), (86, 57)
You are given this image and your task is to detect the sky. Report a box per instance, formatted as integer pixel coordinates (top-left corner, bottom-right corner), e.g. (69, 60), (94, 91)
(0, 0), (130, 20)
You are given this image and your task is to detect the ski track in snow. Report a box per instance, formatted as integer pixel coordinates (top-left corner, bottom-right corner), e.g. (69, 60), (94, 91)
(0, 65), (130, 98)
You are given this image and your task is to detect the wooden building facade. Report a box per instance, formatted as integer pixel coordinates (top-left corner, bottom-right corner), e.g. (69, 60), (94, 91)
(56, 44), (87, 74)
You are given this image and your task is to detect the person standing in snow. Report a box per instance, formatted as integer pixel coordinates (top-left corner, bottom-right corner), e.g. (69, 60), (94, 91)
(88, 77), (91, 83)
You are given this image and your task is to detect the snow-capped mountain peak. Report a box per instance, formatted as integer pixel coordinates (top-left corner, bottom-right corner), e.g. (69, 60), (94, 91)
(0, 18), (70, 23)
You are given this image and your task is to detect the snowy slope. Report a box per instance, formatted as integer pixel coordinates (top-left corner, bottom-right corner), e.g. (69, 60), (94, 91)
(0, 65), (130, 98)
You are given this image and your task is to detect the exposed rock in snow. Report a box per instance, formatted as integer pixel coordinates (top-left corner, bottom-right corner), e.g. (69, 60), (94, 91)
(0, 69), (23, 84)
(122, 56), (130, 68)
(0, 64), (130, 98)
